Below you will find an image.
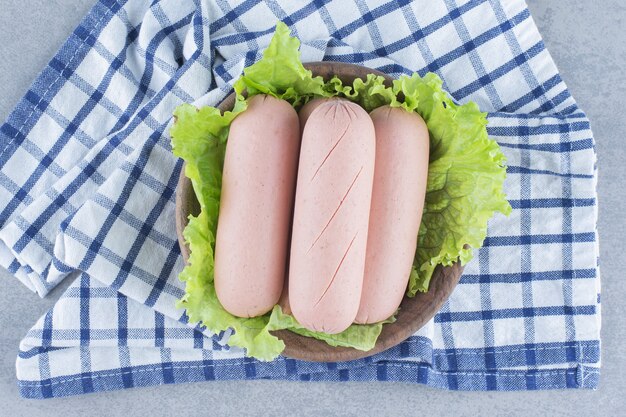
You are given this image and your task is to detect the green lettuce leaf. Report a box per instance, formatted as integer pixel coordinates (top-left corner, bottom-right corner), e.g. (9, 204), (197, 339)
(325, 74), (397, 111)
(233, 21), (329, 106)
(398, 74), (511, 294)
(267, 306), (396, 351)
(170, 22), (511, 361)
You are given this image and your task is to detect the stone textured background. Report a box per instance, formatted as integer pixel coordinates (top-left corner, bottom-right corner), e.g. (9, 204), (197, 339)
(1, 1), (624, 415)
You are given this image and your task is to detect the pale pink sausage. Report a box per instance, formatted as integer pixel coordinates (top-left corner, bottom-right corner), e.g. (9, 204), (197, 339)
(214, 94), (300, 318)
(355, 106), (429, 324)
(289, 100), (375, 333)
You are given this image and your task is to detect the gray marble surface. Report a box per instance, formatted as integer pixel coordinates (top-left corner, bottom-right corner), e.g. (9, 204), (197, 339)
(1, 1), (624, 415)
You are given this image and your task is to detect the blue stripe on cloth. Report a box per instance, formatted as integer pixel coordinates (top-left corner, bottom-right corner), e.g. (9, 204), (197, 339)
(434, 305), (596, 323)
(155, 312), (165, 347)
(483, 233), (595, 246)
(559, 104), (578, 359)
(476, 216), (497, 389)
(488, 121), (590, 136)
(431, 340), (599, 370)
(460, 268), (596, 284)
(506, 165), (594, 179)
(117, 292), (128, 345)
(489, 111), (587, 120)
(438, 301), (459, 390)
(79, 347), (94, 394)
(79, 275), (90, 345)
(498, 138), (593, 153)
(518, 116), (538, 381)
(508, 198), (595, 209)
(119, 347), (134, 389)
(37, 310), (54, 398)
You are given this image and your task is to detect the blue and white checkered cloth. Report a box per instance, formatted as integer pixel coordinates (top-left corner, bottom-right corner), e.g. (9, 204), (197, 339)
(1, 0), (600, 398)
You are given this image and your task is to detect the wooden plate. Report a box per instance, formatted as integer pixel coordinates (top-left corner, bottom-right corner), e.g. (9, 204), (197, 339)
(175, 62), (463, 362)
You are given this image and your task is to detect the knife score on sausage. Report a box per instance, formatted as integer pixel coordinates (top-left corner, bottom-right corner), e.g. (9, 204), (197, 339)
(289, 99), (376, 334)
(214, 94), (300, 318)
(298, 97), (342, 127)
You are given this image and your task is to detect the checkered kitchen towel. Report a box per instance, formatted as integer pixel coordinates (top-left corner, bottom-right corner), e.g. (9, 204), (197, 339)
(1, 0), (600, 398)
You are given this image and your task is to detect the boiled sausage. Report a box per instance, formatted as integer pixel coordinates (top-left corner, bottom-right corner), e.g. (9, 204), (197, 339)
(214, 94), (300, 317)
(289, 100), (375, 333)
(355, 106), (429, 324)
